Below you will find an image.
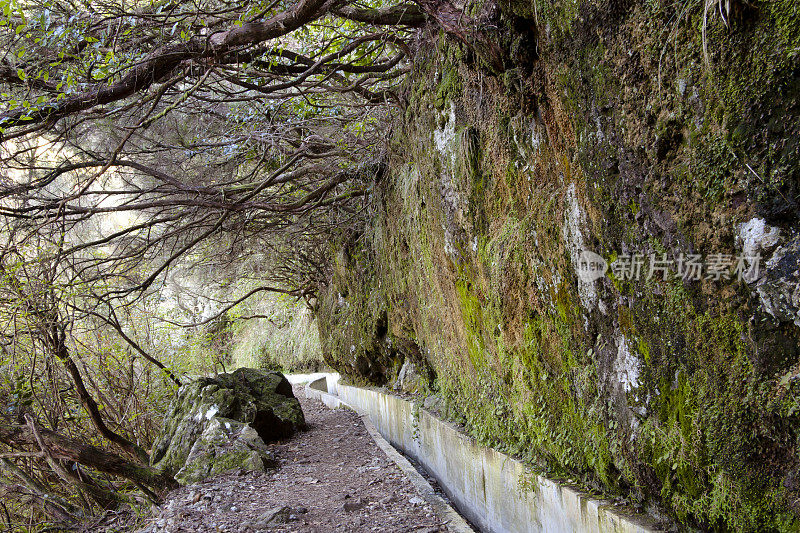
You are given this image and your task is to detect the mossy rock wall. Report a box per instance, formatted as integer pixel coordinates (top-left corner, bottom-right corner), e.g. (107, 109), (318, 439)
(317, 1), (800, 529)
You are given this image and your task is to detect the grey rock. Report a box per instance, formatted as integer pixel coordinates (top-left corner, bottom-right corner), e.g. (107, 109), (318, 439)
(393, 360), (426, 393)
(251, 506), (294, 528)
(151, 368), (303, 484)
(755, 238), (800, 327)
(422, 395), (443, 412)
(307, 376), (328, 392)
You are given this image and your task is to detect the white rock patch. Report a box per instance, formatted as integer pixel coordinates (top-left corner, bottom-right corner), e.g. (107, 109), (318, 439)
(433, 102), (458, 169)
(563, 184), (598, 310)
(614, 335), (641, 393)
(736, 217), (780, 259)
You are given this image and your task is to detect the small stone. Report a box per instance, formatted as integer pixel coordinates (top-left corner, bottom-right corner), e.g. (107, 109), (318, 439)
(409, 496), (425, 506)
(252, 506), (293, 527)
(343, 498), (367, 512)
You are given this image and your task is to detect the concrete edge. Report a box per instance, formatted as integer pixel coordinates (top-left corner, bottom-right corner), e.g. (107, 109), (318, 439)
(303, 386), (475, 533)
(286, 372), (338, 386)
(339, 384), (662, 533)
(298, 374), (664, 533)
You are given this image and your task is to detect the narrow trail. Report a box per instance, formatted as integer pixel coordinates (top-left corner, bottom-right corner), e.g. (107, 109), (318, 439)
(135, 387), (451, 532)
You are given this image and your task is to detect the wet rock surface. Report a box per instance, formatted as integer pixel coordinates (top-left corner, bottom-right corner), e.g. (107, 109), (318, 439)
(151, 369), (304, 482)
(127, 387), (450, 532)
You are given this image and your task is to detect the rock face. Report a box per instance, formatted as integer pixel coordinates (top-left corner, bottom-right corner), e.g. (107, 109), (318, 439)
(151, 368), (304, 483)
(315, 1), (800, 529)
(393, 360), (426, 394)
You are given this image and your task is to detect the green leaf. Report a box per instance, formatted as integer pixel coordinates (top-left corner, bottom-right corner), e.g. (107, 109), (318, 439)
(16, 68), (25, 81)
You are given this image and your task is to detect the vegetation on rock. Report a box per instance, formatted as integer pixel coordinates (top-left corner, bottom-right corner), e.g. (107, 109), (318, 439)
(318, 1), (800, 530)
(150, 368), (301, 484)
(0, 0), (798, 530)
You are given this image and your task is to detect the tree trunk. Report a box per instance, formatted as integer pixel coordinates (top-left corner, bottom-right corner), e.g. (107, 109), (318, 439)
(0, 457), (80, 524)
(45, 318), (149, 463)
(0, 420), (177, 494)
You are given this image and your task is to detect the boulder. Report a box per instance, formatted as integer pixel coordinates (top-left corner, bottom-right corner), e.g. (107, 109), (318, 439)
(175, 418), (276, 484)
(151, 368), (304, 482)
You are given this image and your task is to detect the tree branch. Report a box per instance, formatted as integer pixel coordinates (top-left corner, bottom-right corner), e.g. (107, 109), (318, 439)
(0, 0), (333, 134)
(0, 420), (177, 493)
(413, 0), (507, 73)
(332, 4), (426, 26)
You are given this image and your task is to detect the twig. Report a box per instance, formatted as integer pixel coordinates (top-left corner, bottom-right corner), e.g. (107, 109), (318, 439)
(0, 452), (44, 459)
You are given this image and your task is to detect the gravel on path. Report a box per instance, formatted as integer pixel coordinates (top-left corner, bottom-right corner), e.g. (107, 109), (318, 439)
(129, 386), (451, 533)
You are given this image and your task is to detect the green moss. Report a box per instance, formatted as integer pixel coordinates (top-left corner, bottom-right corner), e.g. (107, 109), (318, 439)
(530, 0), (581, 44)
(628, 276), (798, 529)
(316, 1), (800, 529)
(435, 64), (462, 110)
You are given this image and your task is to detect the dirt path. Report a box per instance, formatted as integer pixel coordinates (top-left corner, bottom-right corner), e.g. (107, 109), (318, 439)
(133, 387), (451, 532)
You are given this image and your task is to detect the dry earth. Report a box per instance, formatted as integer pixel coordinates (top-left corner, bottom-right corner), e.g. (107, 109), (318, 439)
(96, 386), (453, 532)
